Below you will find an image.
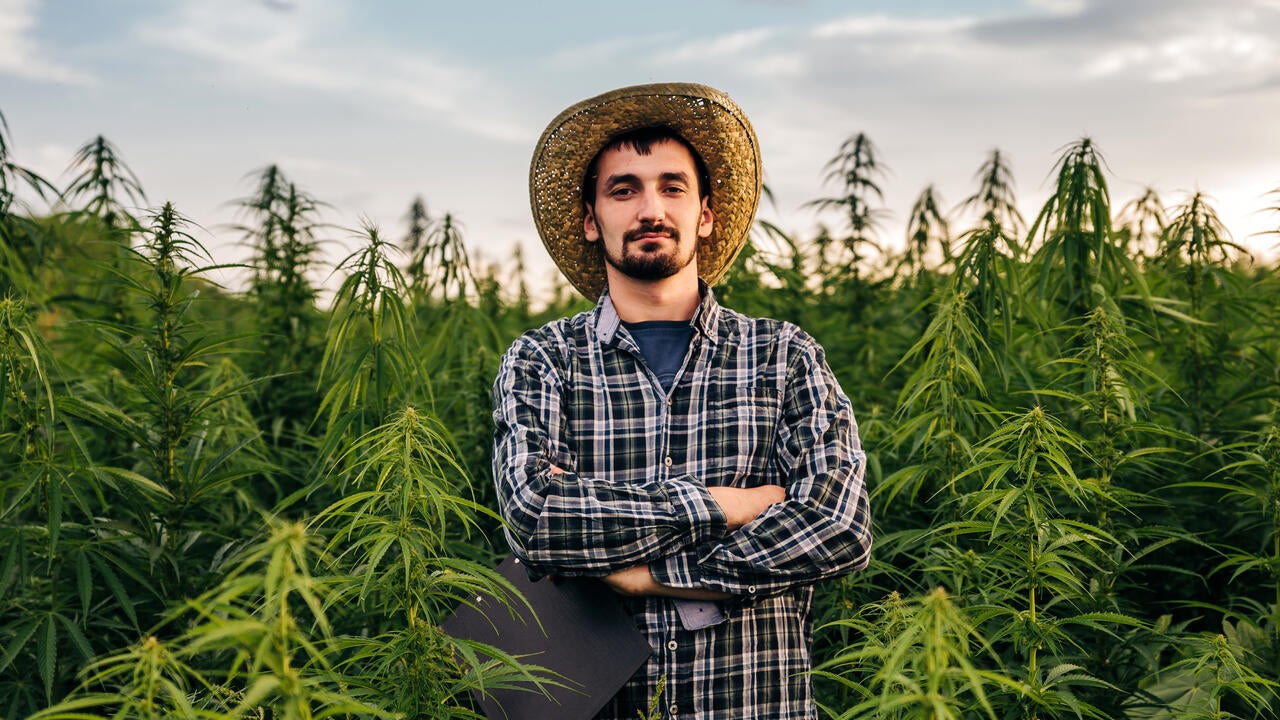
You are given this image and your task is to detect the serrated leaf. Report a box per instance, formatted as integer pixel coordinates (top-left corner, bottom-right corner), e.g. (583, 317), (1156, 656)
(74, 550), (90, 618)
(38, 614), (56, 701)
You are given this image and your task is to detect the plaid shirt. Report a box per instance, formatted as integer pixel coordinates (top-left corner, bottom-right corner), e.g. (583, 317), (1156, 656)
(492, 285), (872, 720)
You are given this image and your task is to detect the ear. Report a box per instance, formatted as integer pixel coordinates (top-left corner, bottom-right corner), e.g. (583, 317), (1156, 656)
(583, 203), (600, 242)
(697, 197), (714, 239)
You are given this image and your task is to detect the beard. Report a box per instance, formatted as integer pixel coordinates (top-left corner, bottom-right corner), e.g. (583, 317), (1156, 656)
(601, 222), (695, 281)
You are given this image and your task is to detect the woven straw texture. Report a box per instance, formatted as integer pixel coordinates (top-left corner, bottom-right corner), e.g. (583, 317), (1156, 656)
(529, 82), (762, 300)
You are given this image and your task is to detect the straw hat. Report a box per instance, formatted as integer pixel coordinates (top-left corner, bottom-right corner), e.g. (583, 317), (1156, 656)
(529, 82), (762, 300)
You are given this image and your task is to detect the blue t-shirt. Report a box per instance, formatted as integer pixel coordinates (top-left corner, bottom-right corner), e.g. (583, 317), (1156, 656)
(622, 320), (693, 393)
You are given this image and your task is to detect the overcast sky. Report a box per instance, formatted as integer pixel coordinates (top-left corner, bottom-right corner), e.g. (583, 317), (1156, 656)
(3, 0), (1280, 301)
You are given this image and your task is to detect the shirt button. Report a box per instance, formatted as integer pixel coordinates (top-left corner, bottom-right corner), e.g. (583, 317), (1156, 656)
(666, 640), (678, 651)
(665, 396), (673, 406)
(747, 586), (757, 594)
(663, 456), (673, 467)
(669, 704), (679, 716)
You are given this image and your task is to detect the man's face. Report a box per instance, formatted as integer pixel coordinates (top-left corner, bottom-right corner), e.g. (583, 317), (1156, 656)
(583, 139), (714, 283)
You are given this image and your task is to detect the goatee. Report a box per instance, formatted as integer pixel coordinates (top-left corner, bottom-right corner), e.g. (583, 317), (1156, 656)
(603, 222), (691, 281)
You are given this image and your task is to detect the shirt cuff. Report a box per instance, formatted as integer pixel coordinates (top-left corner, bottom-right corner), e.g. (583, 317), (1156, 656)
(650, 547), (704, 589)
(650, 547), (763, 602)
(667, 476), (728, 546)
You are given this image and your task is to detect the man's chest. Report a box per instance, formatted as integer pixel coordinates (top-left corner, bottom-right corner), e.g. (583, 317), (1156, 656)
(558, 340), (787, 487)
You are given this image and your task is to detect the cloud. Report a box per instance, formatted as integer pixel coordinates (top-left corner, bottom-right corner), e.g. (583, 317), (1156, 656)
(274, 153), (366, 181)
(1025, 0), (1087, 15)
(0, 0), (93, 84)
(813, 14), (977, 39)
(1082, 30), (1275, 83)
(653, 27), (808, 79)
(25, 142), (75, 180)
(789, 1), (1280, 99)
(134, 0), (532, 143)
(969, 0), (1280, 87)
(667, 28), (777, 62)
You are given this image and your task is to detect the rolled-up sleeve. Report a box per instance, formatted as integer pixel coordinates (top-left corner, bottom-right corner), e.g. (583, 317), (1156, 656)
(493, 335), (728, 577)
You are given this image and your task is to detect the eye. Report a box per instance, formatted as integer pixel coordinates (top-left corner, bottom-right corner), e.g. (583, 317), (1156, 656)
(609, 186), (635, 198)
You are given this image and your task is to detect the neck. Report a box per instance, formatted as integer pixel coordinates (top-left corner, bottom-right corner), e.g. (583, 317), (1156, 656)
(605, 265), (701, 323)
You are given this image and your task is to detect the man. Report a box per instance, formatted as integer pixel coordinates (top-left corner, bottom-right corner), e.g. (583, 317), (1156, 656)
(493, 83), (872, 720)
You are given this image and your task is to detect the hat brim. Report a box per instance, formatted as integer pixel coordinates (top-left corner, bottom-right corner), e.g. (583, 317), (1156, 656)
(529, 83), (762, 300)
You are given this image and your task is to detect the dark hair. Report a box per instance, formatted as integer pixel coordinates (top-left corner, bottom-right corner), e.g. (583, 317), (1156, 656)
(581, 126), (711, 206)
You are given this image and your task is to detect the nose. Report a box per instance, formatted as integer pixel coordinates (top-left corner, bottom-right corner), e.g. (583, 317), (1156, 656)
(637, 188), (664, 223)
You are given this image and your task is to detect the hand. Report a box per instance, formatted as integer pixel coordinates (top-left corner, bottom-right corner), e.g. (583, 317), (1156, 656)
(708, 484), (786, 530)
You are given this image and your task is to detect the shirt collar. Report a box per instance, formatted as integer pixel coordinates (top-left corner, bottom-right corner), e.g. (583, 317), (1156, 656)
(593, 279), (723, 347)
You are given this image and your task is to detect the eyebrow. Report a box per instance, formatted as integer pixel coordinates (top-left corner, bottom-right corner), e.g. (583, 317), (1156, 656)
(603, 170), (693, 190)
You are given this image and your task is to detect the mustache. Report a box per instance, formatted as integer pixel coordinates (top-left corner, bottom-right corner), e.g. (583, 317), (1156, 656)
(623, 222), (678, 243)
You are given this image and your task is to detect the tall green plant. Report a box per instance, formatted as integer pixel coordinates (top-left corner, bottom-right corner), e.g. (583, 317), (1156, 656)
(0, 295), (84, 710)
(1158, 192), (1246, 319)
(1154, 192), (1251, 441)
(61, 135), (146, 327)
(1116, 187), (1166, 262)
(958, 149), (1026, 248)
(0, 291), (175, 711)
(316, 222), (416, 434)
(1042, 295), (1165, 527)
(237, 166), (325, 312)
(62, 203), (262, 600)
(0, 110), (59, 295)
(900, 184), (950, 287)
(234, 165), (326, 453)
(402, 195), (433, 291)
(952, 149), (1025, 344)
(1028, 138), (1140, 322)
(62, 136), (145, 234)
(1139, 630), (1278, 720)
(407, 212), (475, 305)
(948, 407), (1136, 718)
(404, 214), (506, 529)
(884, 286), (997, 508)
(808, 132), (888, 292)
(1188, 425), (1280, 692)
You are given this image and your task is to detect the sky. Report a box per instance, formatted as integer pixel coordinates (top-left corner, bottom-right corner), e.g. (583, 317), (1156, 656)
(3, 0), (1280, 302)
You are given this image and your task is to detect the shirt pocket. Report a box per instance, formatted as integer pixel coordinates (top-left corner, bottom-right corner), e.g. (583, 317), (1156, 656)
(703, 382), (782, 487)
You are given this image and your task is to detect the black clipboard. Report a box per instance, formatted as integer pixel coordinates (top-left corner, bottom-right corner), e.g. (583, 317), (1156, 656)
(439, 555), (653, 720)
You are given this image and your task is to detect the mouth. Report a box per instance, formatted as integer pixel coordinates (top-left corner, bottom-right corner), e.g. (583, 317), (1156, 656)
(626, 226), (676, 244)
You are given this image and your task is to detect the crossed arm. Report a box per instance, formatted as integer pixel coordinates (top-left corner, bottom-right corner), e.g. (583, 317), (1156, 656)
(542, 469), (785, 599)
(602, 487), (787, 598)
(491, 334), (872, 599)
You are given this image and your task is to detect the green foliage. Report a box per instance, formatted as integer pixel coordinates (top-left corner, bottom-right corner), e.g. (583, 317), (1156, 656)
(815, 589), (1014, 720)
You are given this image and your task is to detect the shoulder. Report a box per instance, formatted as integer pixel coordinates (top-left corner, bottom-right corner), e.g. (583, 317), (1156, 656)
(716, 305), (824, 356)
(501, 309), (594, 370)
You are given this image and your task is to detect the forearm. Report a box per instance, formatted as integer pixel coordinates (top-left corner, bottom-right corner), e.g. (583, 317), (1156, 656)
(650, 480), (871, 596)
(690, 489), (871, 594)
(603, 563), (732, 600)
(496, 450), (728, 576)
